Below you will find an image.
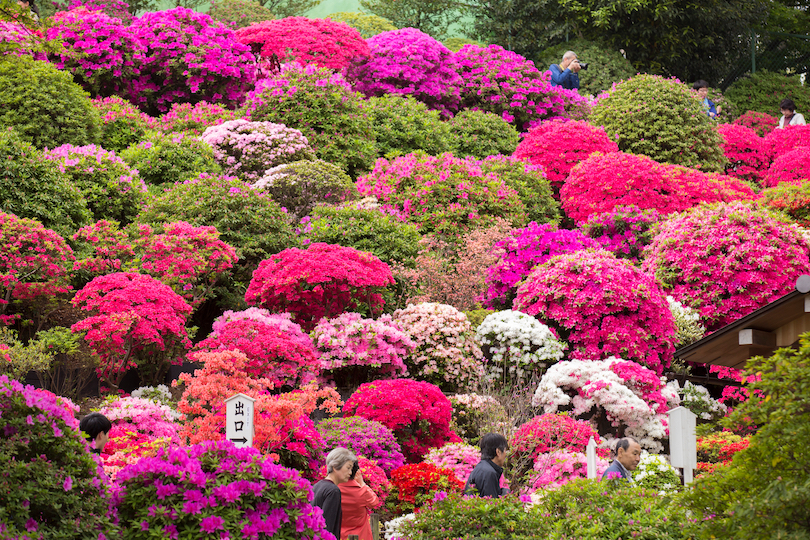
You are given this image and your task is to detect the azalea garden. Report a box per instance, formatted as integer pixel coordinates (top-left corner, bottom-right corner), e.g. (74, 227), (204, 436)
(2, 1), (810, 539)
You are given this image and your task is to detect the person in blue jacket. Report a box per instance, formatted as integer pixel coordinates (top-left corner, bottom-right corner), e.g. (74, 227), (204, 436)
(693, 80), (718, 118)
(549, 51), (581, 90)
(602, 437), (642, 482)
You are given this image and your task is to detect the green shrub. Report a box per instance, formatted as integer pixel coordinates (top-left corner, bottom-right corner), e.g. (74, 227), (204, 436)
(0, 55), (100, 149)
(91, 96), (153, 153)
(208, 0), (275, 28)
(590, 74), (727, 172)
(0, 129), (92, 236)
(325, 11), (396, 38)
(121, 132), (220, 186)
(0, 326), (54, 381)
(448, 109), (520, 159)
(480, 155), (559, 224)
(762, 180), (810, 226)
(253, 159), (357, 219)
(463, 308), (493, 330)
(725, 70), (810, 116)
(443, 37), (484, 52)
(367, 94), (451, 158)
(537, 39), (636, 96)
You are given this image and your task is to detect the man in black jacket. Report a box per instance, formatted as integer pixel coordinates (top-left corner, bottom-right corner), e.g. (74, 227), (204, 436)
(465, 433), (510, 498)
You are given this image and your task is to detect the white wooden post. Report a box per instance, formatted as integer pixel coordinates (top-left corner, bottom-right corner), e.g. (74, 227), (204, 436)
(586, 436), (597, 479)
(225, 393), (255, 448)
(668, 406), (697, 484)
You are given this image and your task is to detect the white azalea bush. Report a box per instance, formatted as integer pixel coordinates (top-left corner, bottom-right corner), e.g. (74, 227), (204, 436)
(633, 451), (681, 493)
(532, 358), (680, 451)
(476, 310), (566, 384)
(672, 380), (728, 421)
(384, 513), (415, 540)
(667, 295), (706, 347)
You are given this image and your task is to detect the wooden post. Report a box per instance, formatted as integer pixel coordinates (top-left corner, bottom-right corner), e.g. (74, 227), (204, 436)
(586, 436), (597, 479)
(371, 513), (380, 540)
(668, 406), (697, 484)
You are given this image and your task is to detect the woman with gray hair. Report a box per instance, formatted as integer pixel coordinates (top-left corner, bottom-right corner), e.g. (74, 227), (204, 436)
(313, 447), (356, 539)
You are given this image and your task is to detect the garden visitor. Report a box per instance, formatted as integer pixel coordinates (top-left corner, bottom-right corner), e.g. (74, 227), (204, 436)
(314, 447), (356, 539)
(17, 0), (39, 21)
(778, 98), (806, 128)
(549, 51), (581, 90)
(602, 437), (642, 481)
(692, 80), (718, 118)
(79, 412), (111, 454)
(339, 460), (379, 540)
(464, 433), (510, 498)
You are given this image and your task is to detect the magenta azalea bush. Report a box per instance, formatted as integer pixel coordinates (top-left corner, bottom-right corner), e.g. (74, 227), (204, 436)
(201, 119), (314, 182)
(763, 124), (810, 160)
(346, 28), (461, 117)
(642, 202), (810, 331)
(762, 146), (810, 188)
(316, 415), (406, 475)
(128, 7), (256, 114)
(235, 17), (370, 70)
(580, 205), (661, 262)
(356, 151), (527, 236)
(515, 249), (677, 375)
(453, 44), (565, 129)
(733, 110), (778, 137)
(312, 312), (414, 387)
(716, 123), (770, 184)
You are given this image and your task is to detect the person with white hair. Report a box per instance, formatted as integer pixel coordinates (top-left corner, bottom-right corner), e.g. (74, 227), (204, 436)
(313, 447), (357, 538)
(549, 50), (581, 90)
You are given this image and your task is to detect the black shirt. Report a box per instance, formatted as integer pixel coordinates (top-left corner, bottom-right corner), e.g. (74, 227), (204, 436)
(312, 479), (342, 538)
(464, 459), (506, 498)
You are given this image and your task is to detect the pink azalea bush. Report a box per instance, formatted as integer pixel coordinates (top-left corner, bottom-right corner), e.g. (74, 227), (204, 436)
(453, 44), (565, 129)
(532, 358), (680, 451)
(201, 119), (314, 182)
(483, 222), (599, 310)
(235, 17), (369, 70)
(317, 416), (406, 475)
(312, 312), (415, 387)
(513, 119), (619, 193)
(356, 152), (527, 236)
(732, 110), (778, 137)
(425, 442), (494, 485)
(716, 123), (770, 184)
(211, 308), (304, 336)
(71, 220), (136, 278)
(128, 7), (256, 114)
(346, 28), (461, 117)
(510, 413), (608, 463)
(762, 146), (810, 187)
(763, 124), (810, 160)
(579, 205), (661, 262)
(245, 243), (395, 331)
(71, 272), (192, 389)
(391, 302), (484, 391)
(561, 152), (758, 223)
(515, 249), (677, 374)
(153, 101), (236, 136)
(642, 202), (810, 330)
(344, 378), (459, 462)
(100, 424), (170, 480)
(527, 451), (609, 492)
(0, 20), (45, 59)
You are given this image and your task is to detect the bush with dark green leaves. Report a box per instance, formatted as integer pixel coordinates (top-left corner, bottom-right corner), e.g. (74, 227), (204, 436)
(0, 55), (100, 149)
(90, 96), (153, 153)
(0, 129), (92, 237)
(208, 0), (275, 29)
(537, 39), (636, 96)
(367, 94), (452, 158)
(325, 11), (396, 38)
(448, 110), (520, 159)
(121, 132), (220, 186)
(443, 37), (483, 52)
(590, 74), (727, 172)
(725, 70), (810, 117)
(480, 155), (559, 225)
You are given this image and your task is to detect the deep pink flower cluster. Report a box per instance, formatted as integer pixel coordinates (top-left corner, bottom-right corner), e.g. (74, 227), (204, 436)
(762, 146), (810, 188)
(716, 123), (770, 184)
(347, 28), (461, 117)
(561, 152), (758, 223)
(128, 7), (256, 113)
(732, 110), (778, 137)
(66, 0), (131, 21)
(453, 44), (565, 129)
(153, 101), (236, 136)
(235, 17), (369, 71)
(579, 205), (661, 262)
(510, 413), (608, 463)
(515, 249), (677, 374)
(483, 222), (599, 310)
(513, 120), (618, 193)
(273, 414), (326, 481)
(344, 378), (459, 462)
(316, 416), (406, 475)
(356, 152), (526, 235)
(642, 202), (810, 330)
(763, 124), (810, 161)
(245, 243), (394, 331)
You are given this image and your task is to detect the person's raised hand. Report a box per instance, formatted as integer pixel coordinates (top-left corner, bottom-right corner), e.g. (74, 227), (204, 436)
(355, 469), (365, 487)
(570, 60), (581, 73)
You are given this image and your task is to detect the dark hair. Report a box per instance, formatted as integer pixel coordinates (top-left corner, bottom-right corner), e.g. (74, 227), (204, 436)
(613, 437), (639, 456)
(781, 98), (797, 112)
(692, 80), (709, 90)
(79, 412), (111, 442)
(480, 433), (508, 460)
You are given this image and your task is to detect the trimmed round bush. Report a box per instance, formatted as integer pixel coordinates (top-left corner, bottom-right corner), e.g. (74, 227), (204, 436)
(42, 144), (146, 224)
(725, 70), (810, 117)
(515, 249), (677, 375)
(154, 101), (236, 136)
(0, 55), (100, 149)
(733, 110), (779, 137)
(537, 38), (636, 96)
(513, 119), (619, 194)
(642, 202), (810, 331)
(763, 146), (810, 188)
(366, 94), (452, 158)
(207, 0), (275, 29)
(121, 132), (220, 185)
(580, 205), (661, 262)
(447, 110), (520, 159)
(316, 416), (405, 475)
(235, 17), (369, 70)
(590, 74), (727, 171)
(201, 119), (314, 183)
(0, 129), (92, 237)
(717, 123), (770, 184)
(252, 159), (356, 219)
(762, 180), (810, 226)
(346, 28), (461, 117)
(325, 11), (396, 38)
(0, 376), (118, 539)
(242, 63), (376, 177)
(90, 96), (153, 153)
(479, 155), (559, 225)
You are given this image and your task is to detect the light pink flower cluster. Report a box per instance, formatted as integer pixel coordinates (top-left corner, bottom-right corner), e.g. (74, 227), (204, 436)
(98, 395), (179, 439)
(201, 119), (313, 182)
(425, 442), (500, 486)
(391, 302), (484, 390)
(527, 451), (609, 492)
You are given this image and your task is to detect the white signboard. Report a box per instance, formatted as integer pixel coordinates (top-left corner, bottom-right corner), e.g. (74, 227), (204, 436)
(225, 393), (255, 448)
(586, 436), (598, 479)
(668, 406), (697, 484)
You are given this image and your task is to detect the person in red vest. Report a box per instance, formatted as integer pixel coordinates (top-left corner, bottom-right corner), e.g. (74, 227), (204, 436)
(339, 460), (379, 540)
